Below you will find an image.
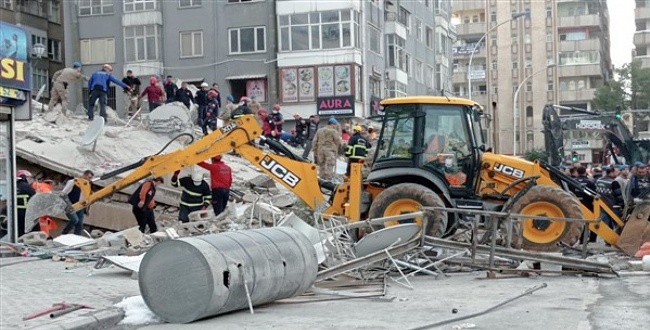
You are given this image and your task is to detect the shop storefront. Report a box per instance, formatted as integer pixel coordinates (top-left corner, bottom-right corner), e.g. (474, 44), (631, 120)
(0, 22), (33, 242)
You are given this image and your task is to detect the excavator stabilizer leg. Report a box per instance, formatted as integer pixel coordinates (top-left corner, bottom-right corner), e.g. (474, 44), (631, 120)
(618, 201), (650, 256)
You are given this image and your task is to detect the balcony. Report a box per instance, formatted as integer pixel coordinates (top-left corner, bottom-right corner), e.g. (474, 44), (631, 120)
(452, 69), (486, 84)
(453, 43), (487, 58)
(454, 22), (486, 37)
(559, 89), (596, 102)
(452, 71), (467, 84)
(452, 0), (486, 11)
(558, 14), (600, 28)
(558, 63), (602, 77)
(385, 19), (408, 40)
(636, 6), (650, 20)
(559, 38), (601, 52)
(634, 31), (650, 47)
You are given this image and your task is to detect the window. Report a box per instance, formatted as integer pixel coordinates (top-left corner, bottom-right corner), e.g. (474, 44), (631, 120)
(369, 26), (381, 54)
(78, 0), (114, 16)
(398, 6), (411, 33)
(370, 77), (381, 97)
(227, 0), (261, 2)
(512, 61), (518, 69)
(524, 33), (531, 44)
(19, 0), (45, 16)
(491, 11), (496, 22)
(124, 0), (157, 12)
(548, 80), (554, 91)
(425, 26), (433, 48)
(32, 68), (48, 95)
(415, 59), (423, 83)
(124, 25), (160, 62)
(80, 38), (115, 64)
(415, 19), (423, 42)
(558, 51), (600, 65)
(49, 0), (60, 23)
(559, 31), (587, 41)
(47, 39), (61, 61)
(387, 35), (408, 72)
(279, 10), (360, 51)
(387, 81), (407, 98)
(404, 52), (412, 74)
(546, 7), (552, 18)
(179, 0), (201, 7)
(180, 30), (203, 58)
(229, 26), (266, 54)
(32, 34), (47, 50)
(526, 82), (532, 92)
(546, 33), (552, 42)
(526, 106), (533, 118)
(425, 65), (434, 88)
(367, 0), (382, 27)
(2, 0), (12, 10)
(472, 15), (478, 23)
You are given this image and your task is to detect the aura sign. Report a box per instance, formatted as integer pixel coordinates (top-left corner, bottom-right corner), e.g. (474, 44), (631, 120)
(317, 96), (355, 116)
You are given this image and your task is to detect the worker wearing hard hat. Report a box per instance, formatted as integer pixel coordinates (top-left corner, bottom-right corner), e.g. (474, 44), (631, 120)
(171, 169), (212, 223)
(345, 126), (371, 176)
(16, 170), (36, 237)
(48, 62), (88, 114)
(88, 64), (131, 121)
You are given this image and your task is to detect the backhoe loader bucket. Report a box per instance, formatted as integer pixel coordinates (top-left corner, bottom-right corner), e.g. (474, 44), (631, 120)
(24, 193), (68, 233)
(618, 201), (650, 256)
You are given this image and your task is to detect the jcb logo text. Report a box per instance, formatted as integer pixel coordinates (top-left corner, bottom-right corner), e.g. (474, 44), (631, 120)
(493, 163), (525, 179)
(259, 156), (301, 188)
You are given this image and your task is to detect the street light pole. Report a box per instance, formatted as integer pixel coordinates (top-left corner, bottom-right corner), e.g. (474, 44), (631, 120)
(512, 64), (555, 155)
(467, 12), (527, 100)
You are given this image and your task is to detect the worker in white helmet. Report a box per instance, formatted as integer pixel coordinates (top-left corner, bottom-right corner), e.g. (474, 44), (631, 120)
(171, 169), (212, 223)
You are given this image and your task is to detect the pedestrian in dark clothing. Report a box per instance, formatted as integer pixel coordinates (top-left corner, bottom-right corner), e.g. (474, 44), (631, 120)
(345, 125), (371, 175)
(171, 170), (211, 223)
(198, 155), (232, 216)
(164, 76), (178, 103)
(88, 64), (130, 121)
(271, 104), (285, 133)
(202, 90), (219, 135)
(595, 167), (624, 231)
(122, 70), (141, 116)
(128, 177), (163, 233)
(16, 170), (36, 237)
(140, 77), (164, 112)
(195, 82), (210, 125)
(61, 170), (94, 235)
(259, 109), (278, 139)
(175, 81), (195, 109)
(293, 113), (307, 146)
(574, 166), (597, 243)
(302, 115), (320, 159)
(211, 83), (222, 108)
(230, 97), (253, 119)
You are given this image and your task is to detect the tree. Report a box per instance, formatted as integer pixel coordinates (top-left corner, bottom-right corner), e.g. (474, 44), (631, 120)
(524, 148), (548, 163)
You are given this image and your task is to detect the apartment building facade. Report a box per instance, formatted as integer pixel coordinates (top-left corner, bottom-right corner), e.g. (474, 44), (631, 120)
(1, 0), (65, 102)
(451, 0), (611, 161)
(634, 0), (650, 67)
(62, 0), (453, 119)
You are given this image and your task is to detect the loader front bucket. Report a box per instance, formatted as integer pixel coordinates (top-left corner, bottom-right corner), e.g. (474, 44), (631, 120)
(618, 201), (650, 256)
(24, 193), (68, 232)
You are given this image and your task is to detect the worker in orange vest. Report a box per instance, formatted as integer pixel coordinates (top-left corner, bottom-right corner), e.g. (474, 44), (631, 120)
(30, 178), (57, 237)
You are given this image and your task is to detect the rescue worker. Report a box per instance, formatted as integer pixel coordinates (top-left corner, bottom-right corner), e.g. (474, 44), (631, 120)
(271, 104), (285, 133)
(293, 113), (307, 146)
(219, 95), (236, 126)
(616, 165), (630, 204)
(312, 117), (343, 180)
(48, 62), (87, 113)
(61, 170), (94, 236)
(88, 64), (130, 121)
(302, 115), (320, 159)
(122, 70), (141, 116)
(16, 170), (36, 237)
(341, 123), (351, 143)
(345, 125), (371, 176)
(128, 177), (163, 233)
(248, 96), (261, 121)
(202, 90), (219, 135)
(595, 167), (624, 231)
(230, 96), (253, 119)
(175, 81), (195, 109)
(368, 126), (378, 141)
(171, 170), (211, 223)
(210, 83), (222, 107)
(198, 155), (232, 216)
(31, 178), (56, 237)
(195, 82), (210, 125)
(164, 76), (178, 103)
(140, 77), (164, 112)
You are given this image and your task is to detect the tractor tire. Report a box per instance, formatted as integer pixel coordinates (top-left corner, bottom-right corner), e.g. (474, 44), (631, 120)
(368, 183), (448, 237)
(509, 185), (583, 252)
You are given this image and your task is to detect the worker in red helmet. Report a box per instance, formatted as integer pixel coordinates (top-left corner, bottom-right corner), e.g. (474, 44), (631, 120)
(16, 170), (36, 237)
(271, 104), (284, 137)
(202, 89), (220, 135)
(198, 155), (232, 216)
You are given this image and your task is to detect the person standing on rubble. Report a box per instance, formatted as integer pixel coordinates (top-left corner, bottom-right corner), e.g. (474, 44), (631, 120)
(210, 83), (222, 108)
(302, 115), (320, 160)
(219, 95), (236, 127)
(140, 77), (164, 112)
(61, 170), (94, 236)
(121, 70), (141, 117)
(293, 113), (307, 147)
(271, 104), (285, 133)
(231, 97), (253, 119)
(195, 82), (210, 126)
(164, 76), (178, 103)
(16, 170), (36, 237)
(48, 62), (87, 113)
(88, 64), (130, 121)
(175, 81), (195, 109)
(129, 177), (163, 233)
(312, 117), (343, 181)
(171, 170), (212, 223)
(198, 155), (232, 216)
(345, 125), (371, 176)
(248, 96), (261, 120)
(202, 90), (219, 136)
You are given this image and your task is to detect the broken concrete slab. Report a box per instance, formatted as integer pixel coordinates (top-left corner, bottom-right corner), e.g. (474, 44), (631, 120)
(53, 234), (95, 247)
(244, 202), (284, 225)
(142, 102), (193, 134)
(122, 227), (147, 247)
(95, 254), (145, 273)
(248, 174), (276, 189)
(188, 209), (214, 222)
(265, 193), (296, 208)
(18, 231), (48, 246)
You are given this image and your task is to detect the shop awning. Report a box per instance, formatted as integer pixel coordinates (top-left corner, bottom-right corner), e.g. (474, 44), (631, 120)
(225, 74), (267, 80)
(179, 77), (205, 84)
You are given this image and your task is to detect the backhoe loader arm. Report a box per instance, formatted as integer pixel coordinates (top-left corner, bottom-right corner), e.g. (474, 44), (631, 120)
(67, 115), (327, 214)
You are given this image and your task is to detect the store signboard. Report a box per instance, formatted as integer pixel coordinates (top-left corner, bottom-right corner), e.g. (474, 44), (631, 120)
(0, 22), (31, 92)
(246, 79), (267, 103)
(317, 96), (355, 116)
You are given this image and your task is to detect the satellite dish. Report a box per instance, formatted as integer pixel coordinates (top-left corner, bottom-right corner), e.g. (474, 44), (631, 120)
(81, 117), (105, 151)
(353, 223), (421, 257)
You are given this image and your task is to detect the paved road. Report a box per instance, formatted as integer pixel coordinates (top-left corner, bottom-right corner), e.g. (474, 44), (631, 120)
(1, 257), (648, 330)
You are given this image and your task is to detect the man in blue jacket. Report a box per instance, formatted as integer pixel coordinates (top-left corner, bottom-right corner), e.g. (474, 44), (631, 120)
(88, 64), (130, 121)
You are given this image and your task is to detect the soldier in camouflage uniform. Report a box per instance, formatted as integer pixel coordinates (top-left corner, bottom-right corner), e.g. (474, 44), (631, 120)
(219, 95), (237, 127)
(312, 117), (343, 180)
